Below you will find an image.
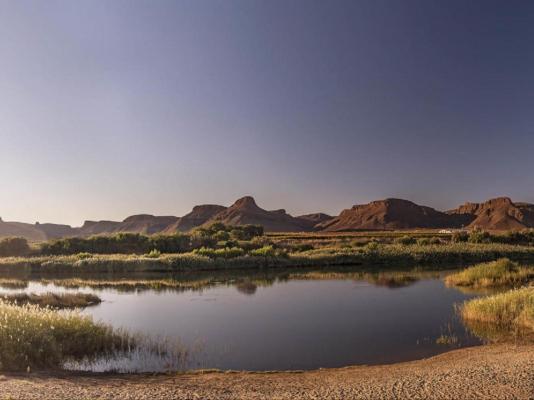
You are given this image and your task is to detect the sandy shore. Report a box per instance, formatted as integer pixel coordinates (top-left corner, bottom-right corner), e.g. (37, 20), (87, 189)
(0, 344), (533, 400)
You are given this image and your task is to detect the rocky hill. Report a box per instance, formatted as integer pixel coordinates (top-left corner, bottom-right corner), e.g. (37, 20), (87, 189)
(3, 196), (534, 240)
(0, 220), (48, 241)
(297, 213), (333, 225)
(203, 196), (315, 232)
(164, 205), (227, 233)
(447, 197), (534, 230)
(317, 198), (465, 231)
(77, 215), (179, 236)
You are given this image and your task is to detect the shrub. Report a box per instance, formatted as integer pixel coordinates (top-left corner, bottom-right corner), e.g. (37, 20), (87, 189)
(148, 234), (191, 253)
(291, 243), (315, 252)
(230, 225), (264, 240)
(468, 229), (491, 244)
(190, 230), (217, 249)
(249, 245), (287, 258)
(76, 252), (93, 260)
(0, 237), (30, 257)
(429, 237), (442, 245)
(492, 230), (534, 245)
(193, 247), (245, 259)
(41, 234), (151, 255)
(451, 231), (468, 243)
(213, 230), (230, 241)
(394, 235), (416, 246)
(145, 249), (161, 258)
(416, 238), (431, 246)
(364, 241), (380, 252)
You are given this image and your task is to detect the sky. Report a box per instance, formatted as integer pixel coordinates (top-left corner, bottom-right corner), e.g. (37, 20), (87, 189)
(1, 0), (534, 226)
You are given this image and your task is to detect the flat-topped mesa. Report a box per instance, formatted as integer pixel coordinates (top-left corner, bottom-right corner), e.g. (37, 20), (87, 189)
(452, 197), (514, 215)
(32, 223), (76, 239)
(3, 196), (534, 240)
(317, 198), (464, 231)
(118, 214), (179, 234)
(448, 197), (534, 230)
(122, 214), (176, 223)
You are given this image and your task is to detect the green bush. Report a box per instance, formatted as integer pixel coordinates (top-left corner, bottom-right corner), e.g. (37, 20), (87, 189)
(492, 230), (534, 245)
(145, 249), (162, 258)
(148, 234), (191, 253)
(75, 252), (93, 260)
(468, 229), (491, 244)
(230, 225), (264, 240)
(394, 235), (416, 246)
(364, 241), (380, 252)
(193, 247), (245, 259)
(416, 238), (431, 246)
(0, 237), (30, 257)
(451, 231), (469, 243)
(39, 224), (263, 256)
(41, 233), (151, 255)
(213, 230), (230, 241)
(249, 245), (287, 258)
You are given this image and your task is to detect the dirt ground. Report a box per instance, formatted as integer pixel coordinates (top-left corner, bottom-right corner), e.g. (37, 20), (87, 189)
(0, 344), (532, 400)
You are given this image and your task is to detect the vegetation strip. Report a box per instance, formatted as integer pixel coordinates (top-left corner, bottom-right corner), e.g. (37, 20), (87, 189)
(460, 286), (534, 332)
(445, 258), (534, 288)
(0, 301), (130, 371)
(1, 243), (534, 274)
(0, 292), (101, 309)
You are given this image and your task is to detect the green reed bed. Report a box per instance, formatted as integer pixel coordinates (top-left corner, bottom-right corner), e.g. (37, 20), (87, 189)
(1, 243), (534, 274)
(0, 292), (101, 309)
(0, 278), (29, 289)
(460, 287), (534, 333)
(44, 277), (218, 292)
(0, 301), (131, 371)
(445, 258), (534, 288)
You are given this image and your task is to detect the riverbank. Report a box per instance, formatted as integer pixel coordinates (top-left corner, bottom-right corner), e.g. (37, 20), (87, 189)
(2, 243), (534, 274)
(0, 344), (532, 399)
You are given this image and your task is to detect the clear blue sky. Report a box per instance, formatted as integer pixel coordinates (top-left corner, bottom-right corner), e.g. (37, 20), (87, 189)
(1, 0), (533, 226)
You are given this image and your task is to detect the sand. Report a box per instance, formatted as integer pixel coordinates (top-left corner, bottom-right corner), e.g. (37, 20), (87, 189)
(0, 344), (532, 399)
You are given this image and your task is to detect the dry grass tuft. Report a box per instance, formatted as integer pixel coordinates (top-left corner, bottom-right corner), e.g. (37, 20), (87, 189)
(445, 258), (534, 288)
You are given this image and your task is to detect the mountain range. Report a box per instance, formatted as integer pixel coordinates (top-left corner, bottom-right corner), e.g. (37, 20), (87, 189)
(1, 196), (533, 240)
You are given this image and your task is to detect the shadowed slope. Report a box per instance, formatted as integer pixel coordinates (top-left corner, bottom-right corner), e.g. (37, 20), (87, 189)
(317, 199), (466, 231)
(448, 197), (534, 230)
(165, 205), (227, 233)
(204, 196), (315, 232)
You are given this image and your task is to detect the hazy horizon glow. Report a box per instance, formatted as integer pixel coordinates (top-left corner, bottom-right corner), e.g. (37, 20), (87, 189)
(1, 1), (534, 226)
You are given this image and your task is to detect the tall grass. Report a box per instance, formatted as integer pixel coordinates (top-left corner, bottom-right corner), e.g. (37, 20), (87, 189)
(1, 243), (534, 273)
(0, 292), (101, 308)
(445, 258), (534, 288)
(460, 287), (534, 332)
(0, 237), (30, 257)
(0, 301), (130, 370)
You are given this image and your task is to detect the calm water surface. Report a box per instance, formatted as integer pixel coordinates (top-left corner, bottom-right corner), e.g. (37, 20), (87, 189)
(2, 270), (482, 372)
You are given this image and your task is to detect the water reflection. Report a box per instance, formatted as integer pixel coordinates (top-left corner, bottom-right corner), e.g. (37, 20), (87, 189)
(0, 267), (488, 372)
(0, 266), (445, 294)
